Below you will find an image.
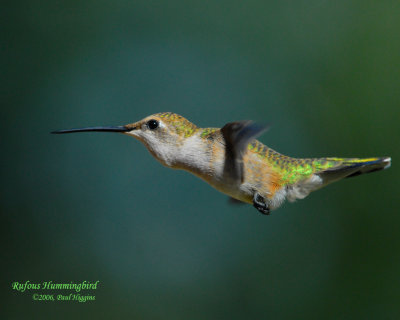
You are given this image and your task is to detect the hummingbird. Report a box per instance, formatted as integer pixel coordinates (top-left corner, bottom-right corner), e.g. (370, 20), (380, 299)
(52, 112), (391, 215)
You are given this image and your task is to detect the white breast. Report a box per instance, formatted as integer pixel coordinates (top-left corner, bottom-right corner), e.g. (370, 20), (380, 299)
(176, 136), (213, 174)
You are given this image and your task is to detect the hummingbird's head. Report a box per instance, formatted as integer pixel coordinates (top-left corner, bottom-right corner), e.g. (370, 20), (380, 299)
(52, 112), (199, 168)
(123, 112), (198, 167)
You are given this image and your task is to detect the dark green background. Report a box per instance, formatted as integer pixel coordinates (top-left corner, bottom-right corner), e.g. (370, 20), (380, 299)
(3, 1), (399, 319)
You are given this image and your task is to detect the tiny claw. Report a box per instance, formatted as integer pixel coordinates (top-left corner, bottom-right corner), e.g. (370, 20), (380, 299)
(253, 192), (270, 215)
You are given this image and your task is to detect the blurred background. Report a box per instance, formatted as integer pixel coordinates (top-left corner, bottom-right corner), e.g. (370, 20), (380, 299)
(2, 1), (400, 319)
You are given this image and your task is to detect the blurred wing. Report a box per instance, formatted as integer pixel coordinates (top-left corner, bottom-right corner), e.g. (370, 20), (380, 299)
(221, 121), (269, 185)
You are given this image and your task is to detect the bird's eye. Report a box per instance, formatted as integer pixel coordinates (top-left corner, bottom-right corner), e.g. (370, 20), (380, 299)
(147, 119), (159, 130)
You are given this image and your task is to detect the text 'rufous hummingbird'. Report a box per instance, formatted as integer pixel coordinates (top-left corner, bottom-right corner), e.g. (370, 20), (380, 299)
(52, 112), (391, 215)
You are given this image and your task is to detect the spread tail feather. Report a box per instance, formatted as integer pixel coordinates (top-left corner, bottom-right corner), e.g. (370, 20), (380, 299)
(317, 156), (391, 186)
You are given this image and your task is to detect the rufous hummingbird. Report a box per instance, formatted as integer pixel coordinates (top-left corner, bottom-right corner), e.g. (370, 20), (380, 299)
(52, 112), (391, 215)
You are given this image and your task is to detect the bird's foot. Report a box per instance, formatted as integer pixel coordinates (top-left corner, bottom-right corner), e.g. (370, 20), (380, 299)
(253, 192), (270, 215)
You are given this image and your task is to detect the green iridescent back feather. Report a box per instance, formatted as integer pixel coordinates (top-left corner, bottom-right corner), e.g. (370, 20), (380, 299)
(200, 127), (219, 139)
(248, 140), (323, 184)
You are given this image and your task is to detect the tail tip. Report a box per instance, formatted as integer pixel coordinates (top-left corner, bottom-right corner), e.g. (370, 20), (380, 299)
(383, 157), (391, 169)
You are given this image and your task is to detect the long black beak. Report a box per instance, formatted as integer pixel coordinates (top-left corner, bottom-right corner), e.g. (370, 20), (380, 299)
(51, 126), (131, 134)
